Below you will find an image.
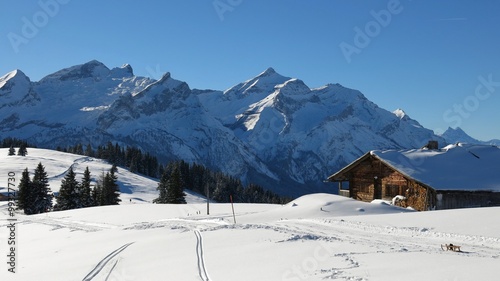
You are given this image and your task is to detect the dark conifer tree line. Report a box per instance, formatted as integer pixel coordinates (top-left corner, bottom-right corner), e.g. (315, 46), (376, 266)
(1, 137), (34, 149)
(62, 141), (291, 204)
(60, 141), (160, 178)
(157, 161), (291, 204)
(2, 137), (32, 156)
(4, 138), (291, 207)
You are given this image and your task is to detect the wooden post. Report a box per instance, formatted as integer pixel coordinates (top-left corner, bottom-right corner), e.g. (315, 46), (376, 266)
(230, 194), (236, 224)
(206, 184), (210, 215)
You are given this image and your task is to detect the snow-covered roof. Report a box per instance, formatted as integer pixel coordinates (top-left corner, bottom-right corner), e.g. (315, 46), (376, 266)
(371, 143), (500, 191)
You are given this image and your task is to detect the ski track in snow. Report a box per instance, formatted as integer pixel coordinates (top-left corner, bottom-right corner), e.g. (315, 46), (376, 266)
(19, 216), (117, 232)
(50, 156), (93, 180)
(194, 230), (211, 281)
(82, 242), (135, 281)
(197, 218), (500, 280)
(104, 259), (120, 281)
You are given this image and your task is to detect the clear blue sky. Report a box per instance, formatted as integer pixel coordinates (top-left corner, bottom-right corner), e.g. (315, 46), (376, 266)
(2, 0), (500, 140)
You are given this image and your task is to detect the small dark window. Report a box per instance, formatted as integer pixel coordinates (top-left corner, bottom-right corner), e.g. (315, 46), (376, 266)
(359, 184), (370, 193)
(385, 185), (401, 197)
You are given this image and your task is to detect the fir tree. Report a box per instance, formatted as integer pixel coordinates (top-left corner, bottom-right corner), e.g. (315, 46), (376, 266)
(165, 167), (186, 204)
(92, 171), (106, 206)
(31, 162), (53, 214)
(17, 168), (33, 214)
(91, 183), (102, 206)
(153, 170), (170, 204)
(106, 165), (121, 205)
(99, 166), (121, 205)
(74, 143), (84, 155)
(84, 144), (94, 157)
(56, 167), (80, 211)
(8, 145), (16, 156)
(80, 167), (94, 207)
(17, 143), (27, 156)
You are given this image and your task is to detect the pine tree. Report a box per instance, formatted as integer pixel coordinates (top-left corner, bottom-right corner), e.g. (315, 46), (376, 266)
(8, 145), (16, 156)
(166, 167), (186, 204)
(56, 167), (80, 211)
(153, 170), (170, 204)
(31, 162), (53, 214)
(17, 143), (27, 156)
(106, 165), (121, 205)
(80, 167), (94, 207)
(93, 171), (107, 206)
(99, 166), (121, 205)
(75, 143), (84, 155)
(91, 184), (102, 206)
(84, 144), (94, 157)
(17, 168), (34, 214)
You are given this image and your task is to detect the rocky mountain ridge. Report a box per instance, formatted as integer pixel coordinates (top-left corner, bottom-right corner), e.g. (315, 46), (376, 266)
(0, 60), (461, 195)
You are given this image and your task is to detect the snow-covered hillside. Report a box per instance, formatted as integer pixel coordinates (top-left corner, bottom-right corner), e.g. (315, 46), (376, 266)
(0, 61), (450, 196)
(0, 193), (498, 280)
(0, 148), (205, 204)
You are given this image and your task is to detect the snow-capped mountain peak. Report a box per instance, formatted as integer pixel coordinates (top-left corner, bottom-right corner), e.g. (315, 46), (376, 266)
(138, 72), (189, 98)
(40, 60), (110, 82)
(258, 67), (277, 77)
(440, 127), (500, 146)
(157, 71), (172, 84)
(0, 69), (31, 89)
(441, 127), (480, 144)
(0, 69), (38, 109)
(275, 78), (311, 96)
(223, 68), (290, 98)
(110, 63), (134, 78)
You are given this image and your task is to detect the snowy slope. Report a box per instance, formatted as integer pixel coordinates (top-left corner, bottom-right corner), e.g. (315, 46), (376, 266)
(0, 193), (499, 281)
(0, 148), (206, 204)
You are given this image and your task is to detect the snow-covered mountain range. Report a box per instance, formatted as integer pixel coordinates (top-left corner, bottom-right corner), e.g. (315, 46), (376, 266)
(0, 60), (477, 196)
(440, 127), (500, 146)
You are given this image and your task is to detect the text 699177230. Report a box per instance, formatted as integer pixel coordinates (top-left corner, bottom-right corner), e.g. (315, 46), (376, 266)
(7, 171), (18, 274)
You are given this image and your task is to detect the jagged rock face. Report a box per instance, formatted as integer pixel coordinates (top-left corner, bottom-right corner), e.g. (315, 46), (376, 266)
(0, 61), (447, 196)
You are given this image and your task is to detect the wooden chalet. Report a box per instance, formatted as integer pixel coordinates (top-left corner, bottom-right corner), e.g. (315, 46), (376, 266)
(327, 142), (500, 211)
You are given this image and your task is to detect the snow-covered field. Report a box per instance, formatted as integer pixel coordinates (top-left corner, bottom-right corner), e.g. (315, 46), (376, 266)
(1, 149), (499, 280)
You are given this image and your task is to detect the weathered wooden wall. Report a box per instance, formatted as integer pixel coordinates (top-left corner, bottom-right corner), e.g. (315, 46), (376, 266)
(436, 191), (500, 210)
(343, 155), (500, 211)
(348, 155), (432, 211)
(349, 156), (383, 202)
(404, 181), (434, 211)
